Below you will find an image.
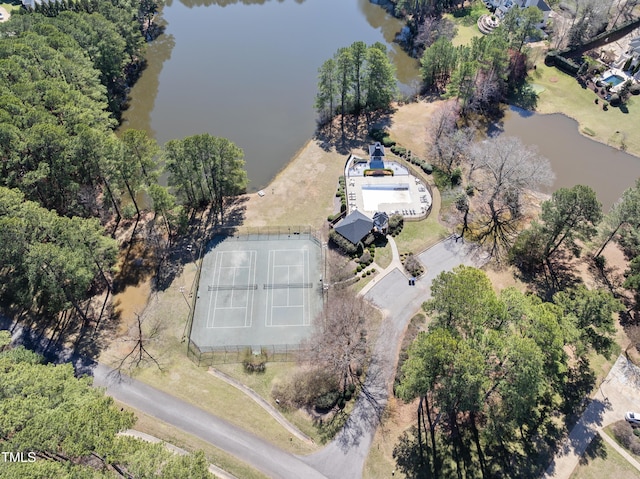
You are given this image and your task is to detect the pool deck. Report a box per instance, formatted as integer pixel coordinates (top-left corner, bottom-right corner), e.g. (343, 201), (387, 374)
(345, 154), (432, 219)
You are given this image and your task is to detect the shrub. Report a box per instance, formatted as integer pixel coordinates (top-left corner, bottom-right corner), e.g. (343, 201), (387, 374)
(611, 421), (640, 456)
(121, 203), (137, 220)
(609, 93), (621, 107)
(381, 136), (396, 147)
(272, 369), (339, 410)
(403, 253), (423, 277)
(390, 145), (407, 156)
(362, 232), (376, 246)
(451, 167), (462, 186)
(465, 185), (475, 196)
(327, 214), (335, 222)
(242, 347), (267, 373)
(630, 83), (640, 95)
(356, 265), (363, 272)
(421, 162), (433, 174)
(340, 202), (346, 213)
(329, 229), (358, 255)
(388, 213), (404, 235)
(368, 128), (386, 142)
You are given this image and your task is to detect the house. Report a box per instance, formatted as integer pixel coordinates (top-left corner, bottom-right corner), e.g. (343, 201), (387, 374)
(334, 210), (374, 245)
(489, 0), (551, 25)
(616, 36), (640, 77)
(368, 142), (385, 169)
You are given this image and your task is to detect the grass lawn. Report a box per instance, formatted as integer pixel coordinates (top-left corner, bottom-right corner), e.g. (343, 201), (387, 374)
(373, 243), (392, 269)
(118, 401), (270, 479)
(99, 263), (318, 456)
(570, 434), (640, 479)
(444, 13), (483, 48)
(394, 216), (448, 256)
(214, 362), (325, 444)
(529, 61), (640, 157)
(0, 0), (21, 12)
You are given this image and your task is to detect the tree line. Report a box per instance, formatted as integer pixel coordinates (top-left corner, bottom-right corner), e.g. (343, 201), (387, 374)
(0, 333), (213, 478)
(395, 266), (621, 478)
(315, 41), (398, 135)
(419, 6), (543, 115)
(0, 4), (247, 328)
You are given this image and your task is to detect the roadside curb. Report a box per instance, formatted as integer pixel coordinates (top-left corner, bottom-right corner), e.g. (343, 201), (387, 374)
(118, 429), (239, 479)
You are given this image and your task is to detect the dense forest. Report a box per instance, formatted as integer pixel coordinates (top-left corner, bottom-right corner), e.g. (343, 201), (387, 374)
(0, 0), (247, 328)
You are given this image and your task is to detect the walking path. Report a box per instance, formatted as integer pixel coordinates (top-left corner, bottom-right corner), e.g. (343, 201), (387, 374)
(543, 355), (640, 478)
(359, 235), (404, 296)
(207, 367), (314, 444)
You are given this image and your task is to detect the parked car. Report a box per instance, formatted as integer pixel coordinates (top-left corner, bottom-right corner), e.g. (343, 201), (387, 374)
(625, 412), (640, 425)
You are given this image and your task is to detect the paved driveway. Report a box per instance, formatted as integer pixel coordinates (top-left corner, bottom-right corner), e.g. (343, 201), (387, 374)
(303, 237), (483, 478)
(544, 355), (640, 478)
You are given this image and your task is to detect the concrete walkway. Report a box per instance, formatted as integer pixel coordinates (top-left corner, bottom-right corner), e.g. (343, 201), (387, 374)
(207, 367), (314, 444)
(359, 235), (404, 297)
(544, 355), (640, 478)
(119, 429), (239, 479)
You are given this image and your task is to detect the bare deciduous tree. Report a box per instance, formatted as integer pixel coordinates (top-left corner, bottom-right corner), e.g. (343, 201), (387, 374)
(466, 136), (554, 259)
(116, 312), (164, 372)
(426, 101), (475, 175)
(302, 289), (374, 391)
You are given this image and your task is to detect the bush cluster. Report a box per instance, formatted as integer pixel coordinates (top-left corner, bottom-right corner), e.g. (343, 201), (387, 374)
(242, 348), (267, 373)
(388, 214), (404, 236)
(611, 422), (640, 456)
(329, 229), (358, 255)
(402, 253), (424, 277)
(272, 369), (340, 411)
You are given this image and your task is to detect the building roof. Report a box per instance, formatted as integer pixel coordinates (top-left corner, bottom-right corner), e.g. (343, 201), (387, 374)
(334, 210), (373, 244)
(373, 211), (389, 229)
(368, 142), (385, 158)
(534, 0), (551, 12)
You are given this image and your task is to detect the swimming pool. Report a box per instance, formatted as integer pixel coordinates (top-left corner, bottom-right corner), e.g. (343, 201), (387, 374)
(603, 74), (625, 87)
(361, 184), (409, 191)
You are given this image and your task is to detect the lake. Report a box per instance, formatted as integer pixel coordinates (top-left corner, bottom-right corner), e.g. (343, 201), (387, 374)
(121, 0), (418, 191)
(123, 0), (640, 208)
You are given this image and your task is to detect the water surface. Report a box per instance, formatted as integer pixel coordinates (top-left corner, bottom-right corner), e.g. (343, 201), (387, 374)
(122, 0), (418, 190)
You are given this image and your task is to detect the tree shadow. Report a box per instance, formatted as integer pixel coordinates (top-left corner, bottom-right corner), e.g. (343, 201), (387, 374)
(578, 433), (607, 465)
(314, 110), (395, 155)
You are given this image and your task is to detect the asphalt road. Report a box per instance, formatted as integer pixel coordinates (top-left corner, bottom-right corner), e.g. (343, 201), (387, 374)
(303, 237), (484, 478)
(90, 236), (483, 478)
(92, 364), (328, 479)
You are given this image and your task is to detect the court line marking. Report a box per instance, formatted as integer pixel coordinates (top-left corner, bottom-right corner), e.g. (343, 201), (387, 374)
(210, 250), (256, 329)
(267, 249), (307, 328)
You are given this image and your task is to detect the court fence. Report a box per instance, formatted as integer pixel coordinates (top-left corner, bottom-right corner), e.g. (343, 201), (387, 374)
(214, 225), (323, 248)
(187, 339), (301, 366)
(184, 225), (325, 366)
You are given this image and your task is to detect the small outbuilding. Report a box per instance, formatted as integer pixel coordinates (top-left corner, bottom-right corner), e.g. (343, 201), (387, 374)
(334, 210), (374, 245)
(368, 142), (386, 169)
(372, 211), (389, 234)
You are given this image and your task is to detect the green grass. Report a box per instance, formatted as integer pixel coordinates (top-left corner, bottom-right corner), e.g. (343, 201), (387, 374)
(0, 0), (20, 13)
(373, 242), (392, 269)
(570, 434), (640, 479)
(529, 61), (640, 157)
(119, 401), (270, 479)
(443, 13), (483, 48)
(394, 216), (448, 256)
(214, 362), (325, 444)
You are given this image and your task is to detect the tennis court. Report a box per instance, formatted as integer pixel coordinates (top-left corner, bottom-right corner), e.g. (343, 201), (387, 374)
(189, 232), (324, 351)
